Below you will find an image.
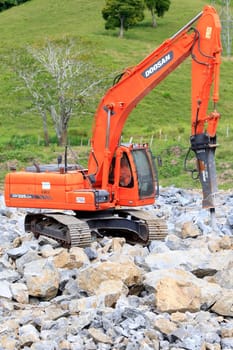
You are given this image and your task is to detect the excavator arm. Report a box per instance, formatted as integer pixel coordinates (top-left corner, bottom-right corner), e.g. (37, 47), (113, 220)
(190, 8), (221, 211)
(88, 5), (222, 210)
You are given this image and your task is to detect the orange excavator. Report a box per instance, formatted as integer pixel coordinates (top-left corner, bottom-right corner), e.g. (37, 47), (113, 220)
(4, 5), (222, 247)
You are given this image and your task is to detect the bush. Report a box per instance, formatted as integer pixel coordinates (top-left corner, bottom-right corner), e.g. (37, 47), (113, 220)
(0, 0), (30, 12)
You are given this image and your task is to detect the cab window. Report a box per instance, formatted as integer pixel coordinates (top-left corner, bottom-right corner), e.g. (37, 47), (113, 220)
(119, 153), (133, 187)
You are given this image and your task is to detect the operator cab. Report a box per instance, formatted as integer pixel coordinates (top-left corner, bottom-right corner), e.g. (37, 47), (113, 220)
(108, 145), (158, 206)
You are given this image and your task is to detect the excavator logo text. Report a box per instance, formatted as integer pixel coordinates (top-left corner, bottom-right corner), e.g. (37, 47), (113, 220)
(142, 51), (174, 78)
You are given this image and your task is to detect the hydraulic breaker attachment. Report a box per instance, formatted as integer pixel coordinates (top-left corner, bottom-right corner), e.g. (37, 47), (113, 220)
(190, 133), (217, 209)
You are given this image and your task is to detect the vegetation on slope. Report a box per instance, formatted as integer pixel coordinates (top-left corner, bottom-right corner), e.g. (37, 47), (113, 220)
(0, 0), (232, 190)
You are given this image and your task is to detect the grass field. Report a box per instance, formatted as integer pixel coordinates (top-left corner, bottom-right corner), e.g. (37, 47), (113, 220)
(0, 0), (232, 190)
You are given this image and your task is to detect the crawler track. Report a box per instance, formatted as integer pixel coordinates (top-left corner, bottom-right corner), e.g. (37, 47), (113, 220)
(25, 209), (168, 248)
(25, 213), (92, 248)
(126, 210), (168, 243)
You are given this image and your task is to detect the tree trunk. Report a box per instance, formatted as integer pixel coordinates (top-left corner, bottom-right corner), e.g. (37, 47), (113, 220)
(151, 9), (157, 27)
(58, 127), (68, 147)
(119, 16), (124, 38)
(50, 105), (63, 146)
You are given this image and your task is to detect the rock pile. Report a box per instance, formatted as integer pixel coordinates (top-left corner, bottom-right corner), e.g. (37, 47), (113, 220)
(0, 187), (233, 350)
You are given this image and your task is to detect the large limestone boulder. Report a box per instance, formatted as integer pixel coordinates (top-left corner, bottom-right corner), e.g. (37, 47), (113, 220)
(23, 259), (59, 300)
(77, 258), (142, 295)
(155, 276), (201, 313)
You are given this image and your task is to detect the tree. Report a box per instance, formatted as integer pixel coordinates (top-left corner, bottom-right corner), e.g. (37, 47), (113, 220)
(102, 0), (145, 38)
(145, 0), (171, 28)
(17, 41), (104, 146)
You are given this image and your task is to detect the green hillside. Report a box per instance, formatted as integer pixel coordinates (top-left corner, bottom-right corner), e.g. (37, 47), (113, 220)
(0, 0), (232, 190)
